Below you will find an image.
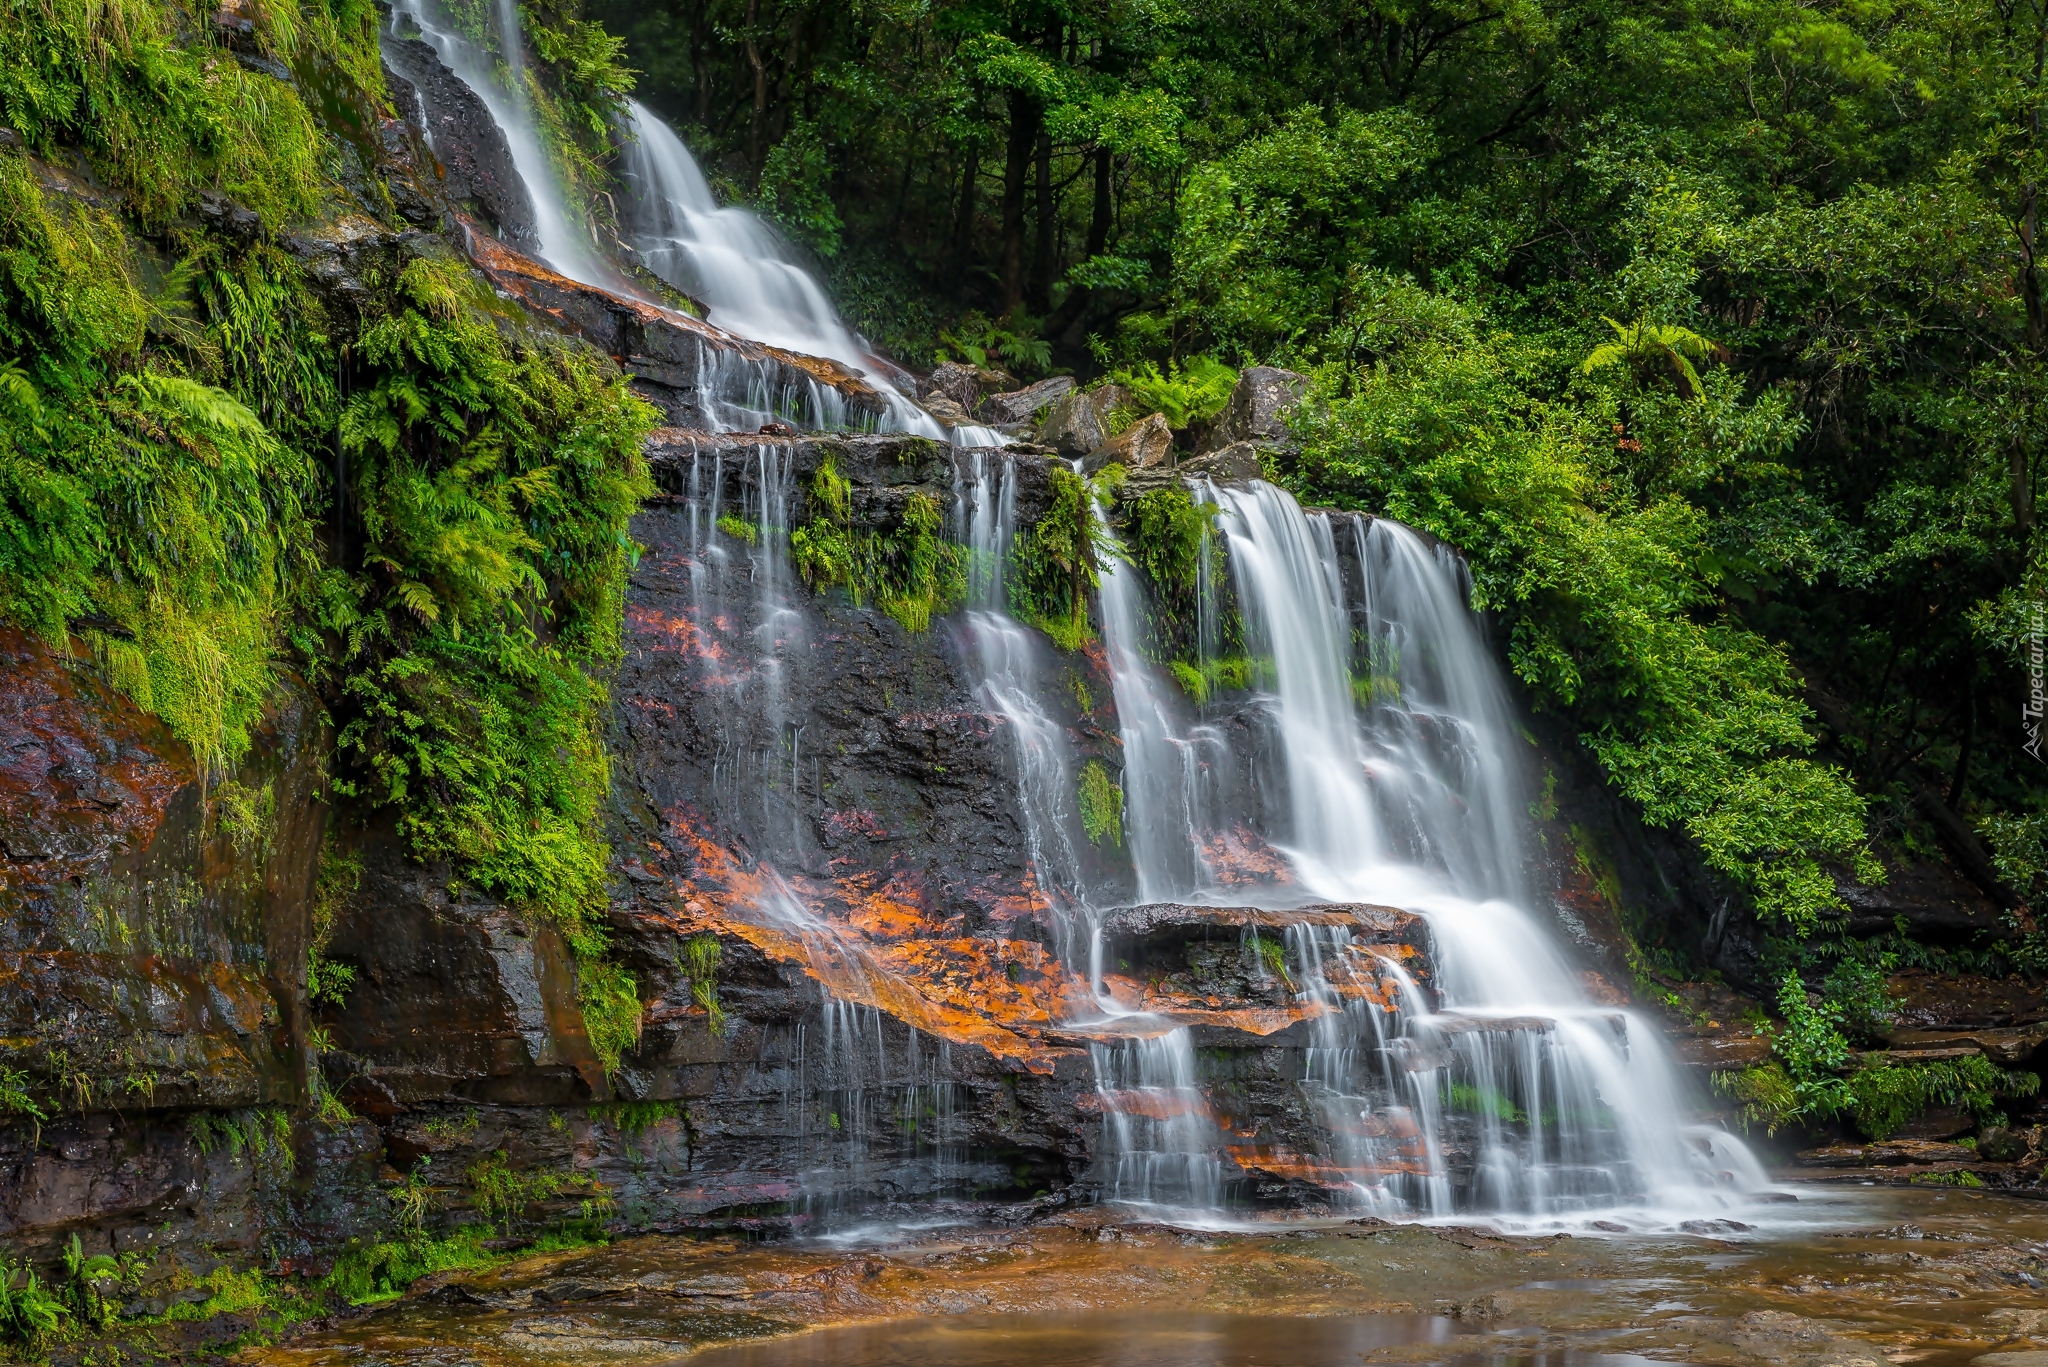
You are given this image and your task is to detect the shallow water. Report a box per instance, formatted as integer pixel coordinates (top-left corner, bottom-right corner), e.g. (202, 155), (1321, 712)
(685, 1311), (1667, 1367)
(237, 1187), (2048, 1367)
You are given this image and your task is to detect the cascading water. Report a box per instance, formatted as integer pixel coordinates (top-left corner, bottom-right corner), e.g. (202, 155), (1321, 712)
(1081, 477), (1770, 1226)
(619, 103), (1005, 447)
(389, 8), (1000, 445)
(389, 0), (613, 287)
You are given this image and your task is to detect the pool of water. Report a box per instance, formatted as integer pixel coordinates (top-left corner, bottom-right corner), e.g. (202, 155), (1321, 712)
(685, 1312), (1671, 1367)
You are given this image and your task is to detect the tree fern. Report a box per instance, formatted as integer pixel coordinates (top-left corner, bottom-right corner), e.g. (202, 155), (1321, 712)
(1581, 316), (1725, 399)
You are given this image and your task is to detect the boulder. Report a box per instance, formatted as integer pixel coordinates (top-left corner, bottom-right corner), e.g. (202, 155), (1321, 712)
(1176, 441), (1265, 486)
(922, 362), (1013, 412)
(1037, 384), (1126, 457)
(1198, 366), (1308, 453)
(1084, 412), (1174, 472)
(920, 393), (973, 427)
(978, 374), (1076, 425)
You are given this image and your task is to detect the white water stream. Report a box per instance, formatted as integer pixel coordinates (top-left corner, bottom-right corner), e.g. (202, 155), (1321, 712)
(1078, 479), (1771, 1225)
(388, 3), (1001, 445)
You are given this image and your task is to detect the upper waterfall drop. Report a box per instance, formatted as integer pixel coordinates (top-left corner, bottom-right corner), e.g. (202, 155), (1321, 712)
(390, 0), (615, 290)
(619, 102), (996, 445)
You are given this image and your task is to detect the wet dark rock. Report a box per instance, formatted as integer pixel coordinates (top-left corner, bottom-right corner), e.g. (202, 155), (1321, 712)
(380, 33), (537, 247)
(196, 190), (264, 244)
(1197, 366), (1307, 453)
(978, 375), (1074, 424)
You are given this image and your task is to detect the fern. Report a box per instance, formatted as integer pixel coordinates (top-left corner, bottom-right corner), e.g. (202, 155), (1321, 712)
(1581, 316), (1724, 399)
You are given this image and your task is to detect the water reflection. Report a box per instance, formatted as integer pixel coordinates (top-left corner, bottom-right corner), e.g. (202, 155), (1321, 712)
(685, 1312), (1672, 1367)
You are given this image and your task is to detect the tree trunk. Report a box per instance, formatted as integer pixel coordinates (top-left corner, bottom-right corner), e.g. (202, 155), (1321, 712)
(1805, 682), (2025, 912)
(949, 143), (980, 289)
(1948, 684), (1976, 810)
(743, 0), (767, 186)
(1028, 126), (1055, 312)
(1087, 146), (1112, 259)
(999, 92), (1039, 313)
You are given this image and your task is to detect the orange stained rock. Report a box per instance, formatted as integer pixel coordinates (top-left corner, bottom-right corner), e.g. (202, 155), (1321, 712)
(659, 809), (1081, 1073)
(1227, 1142), (1434, 1187)
(1076, 1089), (1220, 1124)
(459, 220), (881, 403)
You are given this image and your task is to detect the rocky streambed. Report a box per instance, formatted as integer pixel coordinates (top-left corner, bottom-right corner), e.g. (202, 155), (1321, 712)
(225, 1188), (2048, 1367)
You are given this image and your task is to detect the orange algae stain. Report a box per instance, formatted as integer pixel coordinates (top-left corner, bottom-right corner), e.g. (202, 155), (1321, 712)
(659, 807), (1079, 1074)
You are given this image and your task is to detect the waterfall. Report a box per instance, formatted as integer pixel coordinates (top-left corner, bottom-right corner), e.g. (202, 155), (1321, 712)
(388, 7), (1002, 445)
(1095, 512), (1228, 904)
(955, 454), (1094, 935)
(1084, 478), (1768, 1224)
(391, 0), (613, 288)
(619, 103), (1004, 447)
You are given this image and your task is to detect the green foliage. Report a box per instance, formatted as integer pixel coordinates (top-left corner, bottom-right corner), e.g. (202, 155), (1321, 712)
(325, 254), (654, 1061)
(308, 842), (362, 1008)
(678, 934), (727, 1036)
(1124, 486), (1216, 594)
(576, 957), (641, 1075)
(1844, 1055), (2038, 1142)
(0, 1256), (66, 1356)
(1168, 656), (1251, 705)
(1009, 466), (1116, 649)
(0, 0), (340, 229)
(0, 159), (321, 777)
(523, 2), (637, 233)
(792, 466), (964, 633)
(1076, 759), (1122, 848)
(716, 514), (759, 545)
(1726, 972), (2040, 1137)
(0, 1066), (44, 1126)
(1104, 357), (1237, 431)
(464, 1151), (606, 1237)
(936, 310), (1051, 378)
(60, 1235), (135, 1333)
(593, 1098), (683, 1135)
(1289, 289), (1879, 933)
(1581, 317), (1723, 401)
(325, 1232), (494, 1305)
(756, 118), (842, 259)
(191, 1107), (296, 1170)
(1248, 933), (1291, 987)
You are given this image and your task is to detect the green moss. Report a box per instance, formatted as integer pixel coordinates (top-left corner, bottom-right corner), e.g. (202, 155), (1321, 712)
(1010, 466), (1113, 649)
(324, 1233), (498, 1305)
(1444, 1080), (1527, 1124)
(1077, 759), (1123, 848)
(791, 457), (964, 633)
(716, 514), (759, 545)
(0, 0), (339, 229)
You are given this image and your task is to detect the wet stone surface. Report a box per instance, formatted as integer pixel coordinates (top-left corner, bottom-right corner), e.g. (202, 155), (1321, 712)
(238, 1188), (2048, 1367)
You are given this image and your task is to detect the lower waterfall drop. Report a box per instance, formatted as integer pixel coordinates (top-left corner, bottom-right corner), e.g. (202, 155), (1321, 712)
(1075, 477), (1772, 1226)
